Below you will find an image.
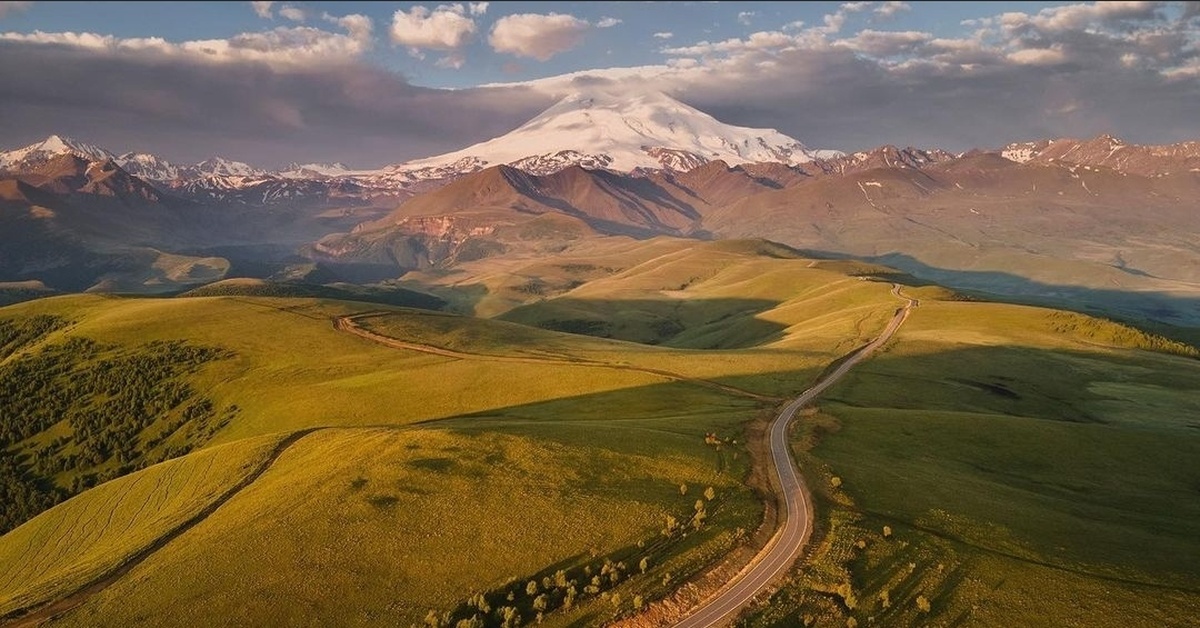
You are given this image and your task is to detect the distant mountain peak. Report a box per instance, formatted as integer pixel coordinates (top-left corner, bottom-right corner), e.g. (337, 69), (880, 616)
(1000, 135), (1200, 175)
(193, 157), (263, 177)
(0, 135), (114, 171)
(280, 162), (352, 179)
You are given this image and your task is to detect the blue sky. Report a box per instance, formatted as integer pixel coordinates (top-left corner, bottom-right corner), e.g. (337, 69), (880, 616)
(1, 1), (1197, 167)
(1, 1), (1076, 87)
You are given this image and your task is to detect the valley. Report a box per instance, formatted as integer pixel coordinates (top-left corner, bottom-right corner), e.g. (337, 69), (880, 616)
(1, 235), (1196, 627)
(3, 17), (1200, 625)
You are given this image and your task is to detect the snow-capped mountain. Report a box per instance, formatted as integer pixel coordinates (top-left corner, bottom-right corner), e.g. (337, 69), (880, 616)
(0, 136), (262, 182)
(0, 135), (115, 171)
(117, 151), (181, 181)
(812, 145), (957, 175)
(1000, 134), (1200, 176)
(171, 173), (372, 206)
(188, 157), (263, 178)
(280, 162), (352, 179)
(384, 89), (842, 178)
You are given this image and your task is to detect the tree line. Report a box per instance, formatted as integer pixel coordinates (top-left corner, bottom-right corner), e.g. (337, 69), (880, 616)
(0, 314), (237, 534)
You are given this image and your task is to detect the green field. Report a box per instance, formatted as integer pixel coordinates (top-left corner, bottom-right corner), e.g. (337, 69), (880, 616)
(0, 239), (910, 626)
(4, 236), (1198, 626)
(743, 299), (1200, 627)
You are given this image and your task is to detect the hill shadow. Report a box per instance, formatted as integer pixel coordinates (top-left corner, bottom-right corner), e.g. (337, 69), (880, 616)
(424, 339), (1200, 585)
(498, 296), (789, 349)
(791, 248), (1200, 333)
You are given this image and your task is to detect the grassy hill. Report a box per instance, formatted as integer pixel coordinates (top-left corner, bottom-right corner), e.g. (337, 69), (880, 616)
(0, 239), (906, 626)
(743, 294), (1200, 627)
(2, 236), (1197, 626)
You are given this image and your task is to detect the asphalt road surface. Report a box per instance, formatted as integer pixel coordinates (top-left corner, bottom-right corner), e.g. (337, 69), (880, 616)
(672, 287), (915, 628)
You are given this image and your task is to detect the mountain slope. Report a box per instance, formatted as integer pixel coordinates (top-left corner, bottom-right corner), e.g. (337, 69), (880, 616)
(388, 89), (841, 177)
(0, 136), (114, 172)
(703, 156), (1200, 324)
(1001, 134), (1200, 176)
(309, 161), (798, 274)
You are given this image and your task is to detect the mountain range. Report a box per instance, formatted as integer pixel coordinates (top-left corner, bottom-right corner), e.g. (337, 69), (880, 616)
(2, 89), (1198, 325)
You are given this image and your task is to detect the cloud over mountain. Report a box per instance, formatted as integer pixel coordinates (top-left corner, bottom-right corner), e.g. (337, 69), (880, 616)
(2, 1), (1199, 167)
(0, 34), (550, 168)
(489, 12), (590, 61)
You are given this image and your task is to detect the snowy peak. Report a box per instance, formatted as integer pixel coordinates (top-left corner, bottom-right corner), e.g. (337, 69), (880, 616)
(117, 152), (180, 181)
(280, 162), (352, 179)
(393, 89), (842, 177)
(815, 145), (956, 175)
(999, 134), (1200, 176)
(0, 137), (267, 182)
(0, 135), (115, 171)
(190, 157), (263, 178)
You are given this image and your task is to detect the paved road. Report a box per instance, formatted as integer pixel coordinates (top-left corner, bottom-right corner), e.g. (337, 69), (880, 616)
(672, 286), (915, 628)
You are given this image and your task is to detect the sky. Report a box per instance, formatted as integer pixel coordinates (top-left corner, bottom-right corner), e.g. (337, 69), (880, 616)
(1, 1), (1198, 168)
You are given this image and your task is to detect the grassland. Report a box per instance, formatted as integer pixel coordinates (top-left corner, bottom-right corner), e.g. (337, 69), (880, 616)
(0, 434), (285, 617)
(741, 298), (1200, 627)
(9, 233), (1193, 627)
(52, 426), (759, 627)
(0, 239), (912, 626)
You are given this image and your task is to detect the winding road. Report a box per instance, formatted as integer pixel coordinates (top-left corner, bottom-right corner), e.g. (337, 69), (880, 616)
(671, 285), (916, 628)
(2, 287), (912, 628)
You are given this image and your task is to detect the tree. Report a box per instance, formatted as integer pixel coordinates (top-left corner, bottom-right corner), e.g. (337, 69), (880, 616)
(663, 514), (679, 536)
(526, 580), (539, 597)
(916, 595), (931, 613)
(704, 486), (716, 501)
(498, 606), (521, 628)
(639, 557), (650, 574)
(679, 483), (688, 495)
(633, 595), (644, 611)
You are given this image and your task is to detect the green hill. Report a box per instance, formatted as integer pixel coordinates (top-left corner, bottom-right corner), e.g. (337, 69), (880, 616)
(745, 297), (1200, 628)
(2, 237), (1197, 627)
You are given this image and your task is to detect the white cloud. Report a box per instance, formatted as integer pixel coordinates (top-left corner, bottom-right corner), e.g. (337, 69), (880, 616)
(278, 4), (306, 22)
(0, 14), (375, 68)
(389, 4), (477, 51)
(1024, 1), (1163, 33)
(469, 2), (488, 16)
(875, 1), (911, 19)
(738, 11), (756, 26)
(1006, 46), (1067, 66)
(323, 12), (373, 42)
(839, 28), (930, 56)
(653, 31), (673, 40)
(597, 17), (622, 29)
(489, 12), (589, 61)
(250, 1), (274, 19)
